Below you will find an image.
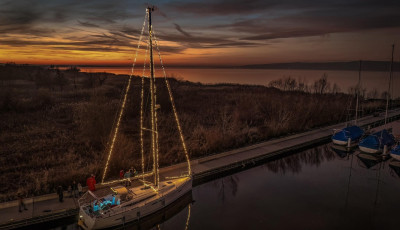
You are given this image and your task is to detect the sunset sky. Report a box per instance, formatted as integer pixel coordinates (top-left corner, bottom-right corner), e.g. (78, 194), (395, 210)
(1, 0), (400, 66)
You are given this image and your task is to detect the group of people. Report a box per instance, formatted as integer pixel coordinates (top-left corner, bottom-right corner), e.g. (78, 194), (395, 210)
(56, 176), (92, 203)
(120, 168), (138, 187)
(18, 170), (137, 212)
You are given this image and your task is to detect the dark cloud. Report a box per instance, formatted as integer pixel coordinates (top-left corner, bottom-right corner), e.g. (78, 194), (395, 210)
(168, 0), (400, 16)
(201, 3), (400, 41)
(77, 20), (100, 28)
(173, 23), (192, 37)
(120, 26), (142, 36)
(166, 0), (400, 42)
(1, 0), (400, 61)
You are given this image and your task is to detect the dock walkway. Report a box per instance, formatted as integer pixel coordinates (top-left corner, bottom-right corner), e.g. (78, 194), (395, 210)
(1, 109), (400, 229)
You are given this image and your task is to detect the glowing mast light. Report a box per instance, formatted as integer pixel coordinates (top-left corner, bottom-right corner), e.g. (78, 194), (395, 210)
(153, 30), (192, 176)
(148, 6), (161, 188)
(101, 11), (148, 184)
(101, 6), (191, 186)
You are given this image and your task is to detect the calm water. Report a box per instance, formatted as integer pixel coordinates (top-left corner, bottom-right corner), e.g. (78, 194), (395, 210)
(80, 67), (399, 98)
(55, 143), (400, 230)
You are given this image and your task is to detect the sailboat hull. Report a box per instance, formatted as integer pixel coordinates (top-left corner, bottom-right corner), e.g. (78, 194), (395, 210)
(332, 139), (347, 146)
(79, 177), (192, 230)
(359, 146), (381, 154)
(390, 153), (400, 161)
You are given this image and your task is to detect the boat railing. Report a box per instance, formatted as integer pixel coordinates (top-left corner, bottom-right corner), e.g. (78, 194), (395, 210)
(96, 193), (158, 218)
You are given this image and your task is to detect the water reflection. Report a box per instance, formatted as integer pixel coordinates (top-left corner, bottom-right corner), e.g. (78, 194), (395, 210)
(55, 143), (400, 230)
(117, 192), (192, 230)
(356, 153), (383, 169)
(264, 144), (336, 174)
(211, 175), (240, 202)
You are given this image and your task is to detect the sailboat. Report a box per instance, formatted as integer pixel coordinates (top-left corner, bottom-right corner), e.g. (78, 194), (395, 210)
(77, 7), (192, 229)
(332, 61), (364, 146)
(359, 44), (396, 154)
(390, 143), (400, 161)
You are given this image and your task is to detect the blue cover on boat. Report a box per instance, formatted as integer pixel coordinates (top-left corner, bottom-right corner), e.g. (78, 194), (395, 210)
(359, 129), (395, 150)
(332, 125), (364, 142)
(391, 145), (400, 155)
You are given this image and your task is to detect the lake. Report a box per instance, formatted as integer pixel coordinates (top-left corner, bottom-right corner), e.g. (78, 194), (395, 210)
(79, 67), (399, 98)
(54, 143), (400, 230)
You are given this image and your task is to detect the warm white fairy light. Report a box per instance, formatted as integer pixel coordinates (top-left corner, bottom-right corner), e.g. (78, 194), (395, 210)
(185, 204), (191, 230)
(101, 171), (154, 185)
(101, 11), (147, 184)
(140, 24), (150, 181)
(138, 179), (159, 193)
(149, 23), (158, 187)
(165, 175), (190, 180)
(153, 31), (192, 176)
(153, 71), (160, 188)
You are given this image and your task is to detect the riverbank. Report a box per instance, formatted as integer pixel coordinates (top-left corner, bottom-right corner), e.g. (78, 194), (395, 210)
(1, 110), (399, 229)
(0, 64), (397, 201)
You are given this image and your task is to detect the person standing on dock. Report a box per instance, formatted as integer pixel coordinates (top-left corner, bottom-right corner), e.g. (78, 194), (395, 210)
(119, 169), (124, 179)
(124, 170), (132, 187)
(57, 185), (63, 203)
(67, 185), (72, 198)
(72, 180), (78, 198)
(87, 174), (96, 191)
(17, 193), (27, 212)
(77, 182), (83, 196)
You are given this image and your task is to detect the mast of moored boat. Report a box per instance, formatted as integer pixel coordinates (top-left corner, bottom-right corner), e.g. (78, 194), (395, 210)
(384, 44), (394, 126)
(148, 6), (159, 188)
(355, 60), (361, 125)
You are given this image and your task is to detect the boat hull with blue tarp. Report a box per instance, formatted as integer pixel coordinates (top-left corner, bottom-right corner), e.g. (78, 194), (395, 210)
(390, 145), (400, 161)
(332, 126), (364, 146)
(359, 129), (395, 154)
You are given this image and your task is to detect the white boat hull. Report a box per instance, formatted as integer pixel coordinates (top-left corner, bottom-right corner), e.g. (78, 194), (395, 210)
(79, 177), (192, 229)
(359, 146), (381, 154)
(390, 153), (400, 161)
(332, 139), (347, 146)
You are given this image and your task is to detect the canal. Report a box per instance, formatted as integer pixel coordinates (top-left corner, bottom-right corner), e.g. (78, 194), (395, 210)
(54, 143), (400, 230)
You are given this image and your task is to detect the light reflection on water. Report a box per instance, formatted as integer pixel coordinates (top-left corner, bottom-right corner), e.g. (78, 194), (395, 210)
(56, 143), (400, 230)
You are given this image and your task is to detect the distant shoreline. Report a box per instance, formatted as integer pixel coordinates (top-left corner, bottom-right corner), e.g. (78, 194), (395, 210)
(3, 60), (399, 72)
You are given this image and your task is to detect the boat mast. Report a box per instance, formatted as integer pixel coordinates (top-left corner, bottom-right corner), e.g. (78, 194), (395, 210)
(355, 60), (361, 125)
(384, 44), (394, 126)
(148, 6), (159, 187)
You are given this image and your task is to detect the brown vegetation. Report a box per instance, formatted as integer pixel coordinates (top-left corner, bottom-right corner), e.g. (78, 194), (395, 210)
(0, 64), (394, 201)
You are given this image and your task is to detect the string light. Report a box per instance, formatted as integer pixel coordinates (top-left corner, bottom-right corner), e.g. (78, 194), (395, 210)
(153, 67), (160, 188)
(101, 11), (147, 184)
(165, 175), (190, 180)
(100, 172), (154, 185)
(185, 204), (191, 230)
(140, 16), (150, 181)
(153, 30), (192, 176)
(148, 20), (158, 187)
(102, 8), (191, 186)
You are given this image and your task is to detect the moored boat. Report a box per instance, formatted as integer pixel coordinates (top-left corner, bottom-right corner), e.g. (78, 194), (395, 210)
(359, 129), (395, 154)
(390, 144), (400, 161)
(332, 61), (364, 146)
(78, 178), (191, 229)
(78, 6), (193, 229)
(332, 125), (364, 146)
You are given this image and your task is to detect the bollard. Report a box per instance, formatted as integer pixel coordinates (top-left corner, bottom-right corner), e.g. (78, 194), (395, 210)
(347, 138), (352, 148)
(383, 145), (388, 154)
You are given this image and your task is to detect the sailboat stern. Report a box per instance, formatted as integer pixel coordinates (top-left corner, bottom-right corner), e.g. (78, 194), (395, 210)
(160, 176), (192, 205)
(78, 205), (96, 230)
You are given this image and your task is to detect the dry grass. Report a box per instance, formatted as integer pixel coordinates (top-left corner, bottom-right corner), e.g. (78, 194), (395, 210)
(0, 64), (393, 201)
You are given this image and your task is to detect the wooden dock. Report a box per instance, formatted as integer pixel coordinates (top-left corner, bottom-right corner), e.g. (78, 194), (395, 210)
(1, 109), (400, 229)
